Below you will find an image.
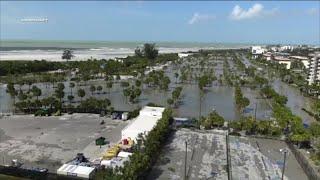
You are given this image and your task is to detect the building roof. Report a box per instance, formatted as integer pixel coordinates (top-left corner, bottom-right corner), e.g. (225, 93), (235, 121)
(273, 56), (290, 61)
(57, 164), (95, 177)
(121, 106), (165, 141)
(263, 52), (272, 57)
(290, 56), (309, 60)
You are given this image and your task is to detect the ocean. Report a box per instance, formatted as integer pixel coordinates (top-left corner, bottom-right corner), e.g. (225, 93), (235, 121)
(0, 40), (251, 61)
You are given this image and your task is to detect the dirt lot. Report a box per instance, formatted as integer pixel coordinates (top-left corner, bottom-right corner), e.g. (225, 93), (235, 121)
(0, 114), (128, 172)
(149, 129), (308, 180)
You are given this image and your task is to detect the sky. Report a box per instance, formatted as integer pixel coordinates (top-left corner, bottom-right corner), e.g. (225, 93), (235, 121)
(1, 1), (319, 45)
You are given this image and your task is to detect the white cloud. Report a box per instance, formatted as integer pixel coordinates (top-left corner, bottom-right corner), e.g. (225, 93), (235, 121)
(230, 3), (265, 20)
(188, 13), (216, 25)
(307, 7), (319, 15)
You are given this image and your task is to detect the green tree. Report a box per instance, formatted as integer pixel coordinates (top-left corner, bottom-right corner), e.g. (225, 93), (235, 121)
(67, 95), (74, 104)
(310, 122), (320, 137)
(6, 82), (18, 109)
(235, 85), (250, 111)
(134, 47), (143, 57)
(106, 82), (113, 94)
(57, 82), (65, 90)
(97, 85), (103, 94)
(167, 98), (174, 107)
(143, 43), (159, 60)
(77, 89), (86, 102)
(198, 75), (209, 118)
(312, 101), (320, 116)
(135, 80), (141, 87)
(17, 90), (27, 101)
(174, 72), (179, 84)
(62, 49), (74, 60)
(200, 111), (225, 129)
(55, 84), (65, 109)
(90, 85), (96, 95)
(123, 88), (130, 103)
(69, 82), (75, 96)
(31, 85), (42, 100)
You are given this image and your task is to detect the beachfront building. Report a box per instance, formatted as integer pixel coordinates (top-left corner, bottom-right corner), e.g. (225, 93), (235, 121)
(273, 56), (291, 69)
(121, 106), (165, 141)
(290, 56), (310, 69)
(279, 45), (294, 52)
(307, 52), (320, 85)
(251, 46), (264, 59)
(178, 53), (190, 58)
(263, 52), (273, 61)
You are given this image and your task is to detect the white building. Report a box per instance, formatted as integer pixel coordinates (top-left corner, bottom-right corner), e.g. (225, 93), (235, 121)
(307, 52), (320, 85)
(178, 53), (190, 58)
(121, 106), (165, 141)
(273, 56), (291, 69)
(251, 46), (264, 59)
(290, 56), (309, 69)
(263, 52), (272, 61)
(57, 164), (95, 179)
(280, 45), (293, 52)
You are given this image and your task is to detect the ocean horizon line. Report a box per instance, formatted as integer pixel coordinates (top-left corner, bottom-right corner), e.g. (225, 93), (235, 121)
(2, 39), (317, 47)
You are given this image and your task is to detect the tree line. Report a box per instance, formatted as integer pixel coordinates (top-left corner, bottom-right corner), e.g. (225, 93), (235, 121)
(96, 108), (173, 180)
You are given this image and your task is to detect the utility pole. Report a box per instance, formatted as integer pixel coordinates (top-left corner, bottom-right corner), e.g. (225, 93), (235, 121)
(226, 134), (232, 180)
(281, 150), (287, 180)
(185, 141), (188, 180)
(254, 102), (257, 121)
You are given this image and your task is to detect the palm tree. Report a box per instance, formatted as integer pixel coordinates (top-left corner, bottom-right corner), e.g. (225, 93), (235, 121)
(26, 80), (33, 91)
(198, 76), (208, 118)
(97, 85), (103, 94)
(6, 82), (17, 113)
(69, 82), (75, 96)
(90, 85), (96, 95)
(67, 95), (74, 104)
(77, 89), (86, 103)
(17, 80), (24, 91)
(55, 87), (65, 109)
(174, 72), (179, 84)
(123, 88), (130, 103)
(31, 85), (42, 100)
(106, 82), (113, 95)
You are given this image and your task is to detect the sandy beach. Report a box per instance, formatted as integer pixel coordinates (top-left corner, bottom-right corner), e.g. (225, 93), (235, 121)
(0, 40), (250, 61)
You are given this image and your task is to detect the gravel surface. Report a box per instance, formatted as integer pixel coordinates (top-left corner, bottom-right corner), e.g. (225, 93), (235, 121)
(0, 114), (128, 172)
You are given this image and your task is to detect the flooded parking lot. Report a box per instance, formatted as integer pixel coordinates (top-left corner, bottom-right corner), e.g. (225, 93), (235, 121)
(0, 55), (314, 124)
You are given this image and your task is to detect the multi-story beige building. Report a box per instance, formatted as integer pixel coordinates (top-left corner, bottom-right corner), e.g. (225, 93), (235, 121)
(307, 52), (320, 85)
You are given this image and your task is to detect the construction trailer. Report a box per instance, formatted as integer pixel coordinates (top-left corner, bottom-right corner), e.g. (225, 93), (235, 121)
(121, 106), (165, 141)
(57, 164), (95, 179)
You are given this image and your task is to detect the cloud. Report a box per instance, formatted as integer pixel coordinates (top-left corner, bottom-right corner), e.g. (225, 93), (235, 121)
(307, 7), (319, 15)
(230, 3), (270, 20)
(188, 13), (216, 25)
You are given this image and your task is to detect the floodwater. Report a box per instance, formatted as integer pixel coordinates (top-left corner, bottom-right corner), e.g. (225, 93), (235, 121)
(0, 78), (270, 121)
(240, 54), (316, 124)
(271, 79), (316, 124)
(0, 56), (314, 123)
